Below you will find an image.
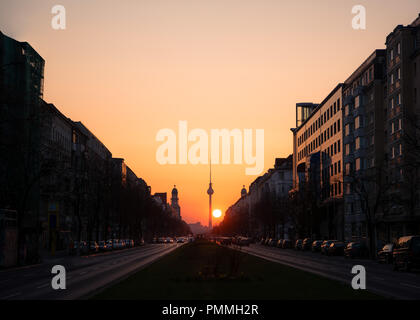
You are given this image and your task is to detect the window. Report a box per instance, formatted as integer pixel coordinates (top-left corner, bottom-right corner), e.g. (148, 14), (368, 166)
(390, 49), (394, 61)
(345, 143), (350, 156)
(355, 137), (364, 150)
(397, 68), (401, 80)
(390, 74), (394, 85)
(391, 122), (395, 134)
(390, 97), (394, 109)
(355, 158), (365, 171)
(338, 140), (341, 153)
(397, 42), (401, 55)
(338, 161), (341, 173)
(345, 105), (350, 116)
(355, 96), (360, 108)
(337, 119), (341, 132)
(345, 124), (351, 136)
(355, 116), (363, 129)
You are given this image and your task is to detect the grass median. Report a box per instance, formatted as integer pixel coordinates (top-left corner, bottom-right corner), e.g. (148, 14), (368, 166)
(92, 240), (383, 300)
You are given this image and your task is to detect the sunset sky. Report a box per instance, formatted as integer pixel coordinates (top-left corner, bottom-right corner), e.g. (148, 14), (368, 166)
(1, 0), (419, 225)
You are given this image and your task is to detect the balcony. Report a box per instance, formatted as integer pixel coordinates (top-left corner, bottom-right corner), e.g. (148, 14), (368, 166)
(389, 105), (402, 120)
(344, 134), (353, 145)
(343, 96), (353, 107)
(353, 127), (364, 138)
(354, 147), (365, 159)
(353, 106), (365, 117)
(344, 153), (354, 164)
(343, 113), (354, 125)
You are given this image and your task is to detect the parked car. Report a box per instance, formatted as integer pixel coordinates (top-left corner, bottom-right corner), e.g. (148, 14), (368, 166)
(268, 238), (277, 247)
(344, 242), (368, 258)
(327, 241), (345, 256)
(302, 238), (312, 251)
(282, 239), (292, 249)
(393, 235), (420, 271)
(98, 240), (109, 252)
(78, 241), (89, 255)
(311, 240), (323, 252)
(89, 241), (99, 253)
(321, 240), (337, 255)
(294, 239), (303, 250)
(276, 239), (284, 248)
(264, 238), (270, 246)
(377, 243), (394, 264)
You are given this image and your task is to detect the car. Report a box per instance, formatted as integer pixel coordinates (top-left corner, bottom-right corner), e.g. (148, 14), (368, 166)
(294, 239), (303, 250)
(282, 239), (292, 249)
(311, 240), (323, 252)
(327, 241), (345, 256)
(78, 241), (89, 255)
(259, 238), (266, 245)
(302, 238), (312, 251)
(89, 241), (99, 253)
(268, 238), (277, 247)
(276, 239), (284, 248)
(263, 238), (270, 246)
(111, 239), (120, 249)
(98, 241), (109, 252)
(158, 237), (165, 243)
(344, 242), (368, 258)
(393, 235), (420, 271)
(177, 237), (185, 243)
(377, 243), (394, 264)
(321, 240), (337, 255)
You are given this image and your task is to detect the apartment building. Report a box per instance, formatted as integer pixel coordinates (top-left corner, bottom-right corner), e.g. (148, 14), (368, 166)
(342, 50), (387, 242)
(291, 84), (344, 239)
(383, 14), (420, 238)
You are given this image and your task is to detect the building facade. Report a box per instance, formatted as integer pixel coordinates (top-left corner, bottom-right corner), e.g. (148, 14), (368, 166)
(291, 85), (345, 240)
(342, 50), (387, 242)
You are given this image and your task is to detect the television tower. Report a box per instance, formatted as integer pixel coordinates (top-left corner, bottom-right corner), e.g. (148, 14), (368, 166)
(207, 157), (214, 229)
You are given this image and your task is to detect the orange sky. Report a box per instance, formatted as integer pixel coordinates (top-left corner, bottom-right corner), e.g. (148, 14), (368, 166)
(1, 0), (419, 225)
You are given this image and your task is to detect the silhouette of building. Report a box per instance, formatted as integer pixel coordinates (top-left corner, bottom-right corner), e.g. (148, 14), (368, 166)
(171, 185), (181, 219)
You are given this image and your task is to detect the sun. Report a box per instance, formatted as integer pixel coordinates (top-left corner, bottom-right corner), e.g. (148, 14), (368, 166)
(212, 209), (222, 218)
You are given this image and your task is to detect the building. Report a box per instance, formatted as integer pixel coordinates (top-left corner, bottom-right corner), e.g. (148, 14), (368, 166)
(382, 14), (420, 238)
(170, 185), (181, 219)
(224, 156), (293, 238)
(342, 50), (387, 242)
(291, 84), (345, 239)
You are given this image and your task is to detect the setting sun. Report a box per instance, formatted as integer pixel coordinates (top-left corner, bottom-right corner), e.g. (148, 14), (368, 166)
(212, 209), (222, 219)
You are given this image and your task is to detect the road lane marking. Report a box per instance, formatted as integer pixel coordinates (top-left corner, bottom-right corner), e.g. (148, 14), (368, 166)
(400, 282), (420, 290)
(1, 292), (21, 299)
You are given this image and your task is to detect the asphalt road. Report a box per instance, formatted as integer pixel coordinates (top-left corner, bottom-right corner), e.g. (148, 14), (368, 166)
(233, 243), (420, 300)
(0, 243), (181, 300)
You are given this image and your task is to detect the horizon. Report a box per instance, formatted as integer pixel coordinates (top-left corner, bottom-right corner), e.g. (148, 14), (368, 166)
(1, 0), (419, 226)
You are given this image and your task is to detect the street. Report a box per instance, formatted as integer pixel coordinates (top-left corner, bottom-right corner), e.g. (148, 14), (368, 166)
(0, 243), (181, 300)
(234, 244), (420, 300)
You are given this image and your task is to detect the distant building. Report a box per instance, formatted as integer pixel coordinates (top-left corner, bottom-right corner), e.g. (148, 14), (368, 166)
(170, 185), (181, 219)
(225, 156), (293, 238)
(188, 222), (209, 235)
